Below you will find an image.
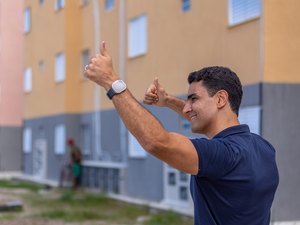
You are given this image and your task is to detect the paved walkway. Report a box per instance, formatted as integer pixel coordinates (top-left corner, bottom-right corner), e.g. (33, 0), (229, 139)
(272, 221), (300, 225)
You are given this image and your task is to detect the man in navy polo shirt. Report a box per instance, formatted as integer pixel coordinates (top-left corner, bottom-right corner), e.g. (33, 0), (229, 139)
(85, 42), (279, 225)
(144, 67), (279, 225)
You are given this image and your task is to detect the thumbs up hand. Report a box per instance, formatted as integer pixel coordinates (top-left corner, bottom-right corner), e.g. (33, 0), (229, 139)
(85, 41), (119, 91)
(143, 77), (168, 107)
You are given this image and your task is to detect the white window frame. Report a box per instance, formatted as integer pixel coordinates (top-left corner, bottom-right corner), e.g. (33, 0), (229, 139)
(163, 164), (192, 207)
(238, 106), (261, 135)
(24, 67), (32, 93)
(80, 124), (91, 155)
(128, 132), (147, 158)
(55, 0), (65, 11)
(128, 14), (148, 58)
(54, 124), (66, 154)
(55, 52), (65, 82)
(228, 0), (261, 26)
(23, 127), (32, 153)
(24, 7), (31, 33)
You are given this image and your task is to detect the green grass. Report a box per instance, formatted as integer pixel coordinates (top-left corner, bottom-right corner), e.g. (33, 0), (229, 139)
(0, 179), (43, 192)
(26, 190), (150, 223)
(0, 180), (194, 225)
(144, 212), (193, 225)
(0, 213), (17, 220)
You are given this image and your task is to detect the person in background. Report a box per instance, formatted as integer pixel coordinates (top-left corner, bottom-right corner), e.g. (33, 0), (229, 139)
(67, 138), (82, 189)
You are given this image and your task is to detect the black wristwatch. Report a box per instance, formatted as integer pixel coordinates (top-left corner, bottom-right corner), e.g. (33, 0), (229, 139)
(106, 80), (127, 100)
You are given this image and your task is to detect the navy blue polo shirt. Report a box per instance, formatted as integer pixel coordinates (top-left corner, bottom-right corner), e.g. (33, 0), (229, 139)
(190, 124), (279, 225)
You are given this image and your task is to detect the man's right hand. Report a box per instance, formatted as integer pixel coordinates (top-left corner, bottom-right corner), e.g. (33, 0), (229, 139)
(143, 77), (168, 107)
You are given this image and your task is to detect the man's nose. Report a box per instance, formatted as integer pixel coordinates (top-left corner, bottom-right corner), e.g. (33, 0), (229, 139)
(183, 102), (191, 114)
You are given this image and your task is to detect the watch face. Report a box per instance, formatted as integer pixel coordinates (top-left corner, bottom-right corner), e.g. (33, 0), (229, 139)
(112, 80), (127, 93)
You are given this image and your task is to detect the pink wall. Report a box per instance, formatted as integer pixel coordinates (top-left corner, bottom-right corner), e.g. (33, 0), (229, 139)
(0, 0), (24, 126)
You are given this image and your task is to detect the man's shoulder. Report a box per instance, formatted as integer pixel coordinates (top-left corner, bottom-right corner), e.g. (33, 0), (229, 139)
(249, 132), (276, 151)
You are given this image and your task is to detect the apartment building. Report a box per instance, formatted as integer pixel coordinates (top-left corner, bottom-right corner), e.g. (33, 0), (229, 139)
(0, 0), (23, 173)
(22, 0), (300, 222)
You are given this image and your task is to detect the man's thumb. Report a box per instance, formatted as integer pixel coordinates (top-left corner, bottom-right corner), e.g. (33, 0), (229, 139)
(100, 41), (107, 56)
(154, 77), (160, 89)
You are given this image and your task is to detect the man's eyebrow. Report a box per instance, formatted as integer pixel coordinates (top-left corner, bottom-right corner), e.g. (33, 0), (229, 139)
(187, 93), (196, 100)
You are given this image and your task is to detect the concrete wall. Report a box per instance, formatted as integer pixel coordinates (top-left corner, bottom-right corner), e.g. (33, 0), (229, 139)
(262, 83), (300, 221)
(0, 127), (22, 171)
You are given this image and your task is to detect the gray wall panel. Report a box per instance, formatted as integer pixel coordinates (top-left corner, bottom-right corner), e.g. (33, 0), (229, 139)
(126, 104), (186, 201)
(241, 83), (261, 107)
(0, 126), (22, 171)
(100, 110), (122, 161)
(262, 83), (300, 221)
(127, 155), (163, 201)
(23, 112), (125, 183)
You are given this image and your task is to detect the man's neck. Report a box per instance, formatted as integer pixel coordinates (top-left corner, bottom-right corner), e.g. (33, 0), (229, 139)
(206, 116), (240, 139)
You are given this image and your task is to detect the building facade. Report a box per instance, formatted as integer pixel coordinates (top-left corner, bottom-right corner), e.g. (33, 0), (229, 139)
(22, 0), (300, 222)
(0, 0), (24, 173)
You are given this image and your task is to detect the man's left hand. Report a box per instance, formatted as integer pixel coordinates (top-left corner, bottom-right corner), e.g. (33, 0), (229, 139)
(84, 41), (119, 91)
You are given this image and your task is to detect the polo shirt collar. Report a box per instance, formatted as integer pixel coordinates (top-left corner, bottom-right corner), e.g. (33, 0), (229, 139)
(213, 124), (250, 139)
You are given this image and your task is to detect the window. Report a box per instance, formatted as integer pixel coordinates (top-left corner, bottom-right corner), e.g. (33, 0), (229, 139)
(228, 0), (261, 26)
(55, 52), (65, 82)
(105, 0), (115, 11)
(179, 186), (188, 200)
(81, 49), (90, 78)
(54, 124), (66, 154)
(24, 67), (32, 93)
(55, 0), (65, 10)
(128, 132), (147, 158)
(168, 172), (176, 185)
(238, 106), (261, 135)
(179, 172), (188, 182)
(80, 124), (91, 154)
(24, 7), (31, 33)
(182, 0), (191, 12)
(23, 127), (32, 153)
(128, 15), (147, 58)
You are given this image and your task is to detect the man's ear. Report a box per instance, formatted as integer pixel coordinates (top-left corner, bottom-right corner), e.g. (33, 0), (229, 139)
(215, 90), (228, 109)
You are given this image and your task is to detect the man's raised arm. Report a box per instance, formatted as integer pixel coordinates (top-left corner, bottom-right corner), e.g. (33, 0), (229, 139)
(84, 41), (198, 175)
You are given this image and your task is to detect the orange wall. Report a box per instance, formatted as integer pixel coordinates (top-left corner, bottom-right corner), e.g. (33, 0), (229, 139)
(24, 0), (66, 119)
(264, 0), (300, 83)
(125, 0), (261, 100)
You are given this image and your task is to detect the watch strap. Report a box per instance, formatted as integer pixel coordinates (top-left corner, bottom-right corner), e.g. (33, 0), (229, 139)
(106, 88), (116, 100)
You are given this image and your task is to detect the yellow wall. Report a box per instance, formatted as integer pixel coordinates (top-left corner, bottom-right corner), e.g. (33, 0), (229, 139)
(25, 0), (263, 118)
(24, 0), (103, 118)
(126, 0), (261, 100)
(264, 0), (300, 83)
(24, 0), (67, 119)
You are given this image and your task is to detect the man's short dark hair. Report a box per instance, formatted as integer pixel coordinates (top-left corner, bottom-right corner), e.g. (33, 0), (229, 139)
(188, 66), (243, 116)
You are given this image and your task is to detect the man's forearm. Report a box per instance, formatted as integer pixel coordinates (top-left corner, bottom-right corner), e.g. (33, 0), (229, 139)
(112, 90), (169, 151)
(165, 95), (190, 121)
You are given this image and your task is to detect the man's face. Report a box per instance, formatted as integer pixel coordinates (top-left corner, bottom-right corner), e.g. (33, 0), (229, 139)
(183, 81), (218, 135)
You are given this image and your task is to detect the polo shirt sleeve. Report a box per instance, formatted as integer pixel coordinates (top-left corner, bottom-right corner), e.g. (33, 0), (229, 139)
(190, 138), (242, 178)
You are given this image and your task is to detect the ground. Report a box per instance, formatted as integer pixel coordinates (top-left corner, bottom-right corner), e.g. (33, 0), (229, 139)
(0, 180), (193, 225)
